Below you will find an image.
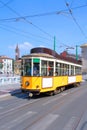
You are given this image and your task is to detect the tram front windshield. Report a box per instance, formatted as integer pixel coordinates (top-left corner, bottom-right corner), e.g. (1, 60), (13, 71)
(22, 59), (40, 76)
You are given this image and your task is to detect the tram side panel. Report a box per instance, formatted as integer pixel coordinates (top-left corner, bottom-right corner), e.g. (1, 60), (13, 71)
(21, 76), (56, 94)
(76, 75), (82, 83)
(21, 75), (82, 94)
(53, 76), (68, 89)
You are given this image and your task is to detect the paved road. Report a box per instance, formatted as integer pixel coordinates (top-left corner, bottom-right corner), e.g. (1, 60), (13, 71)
(0, 81), (87, 130)
(0, 83), (21, 98)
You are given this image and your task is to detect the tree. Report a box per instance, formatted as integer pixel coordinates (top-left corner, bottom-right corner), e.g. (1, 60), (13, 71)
(0, 63), (3, 69)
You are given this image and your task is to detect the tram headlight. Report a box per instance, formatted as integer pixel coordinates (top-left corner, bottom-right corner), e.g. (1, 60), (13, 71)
(25, 81), (29, 86)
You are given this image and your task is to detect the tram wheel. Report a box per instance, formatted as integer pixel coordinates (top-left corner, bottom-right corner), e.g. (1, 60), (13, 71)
(48, 91), (54, 96)
(74, 83), (80, 87)
(61, 87), (65, 92)
(53, 88), (61, 95)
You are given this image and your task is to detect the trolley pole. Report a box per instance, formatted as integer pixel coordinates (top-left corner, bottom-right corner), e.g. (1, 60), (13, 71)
(54, 36), (56, 51)
(76, 45), (78, 60)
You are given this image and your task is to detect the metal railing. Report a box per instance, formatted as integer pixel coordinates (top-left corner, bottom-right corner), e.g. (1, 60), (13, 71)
(0, 75), (20, 85)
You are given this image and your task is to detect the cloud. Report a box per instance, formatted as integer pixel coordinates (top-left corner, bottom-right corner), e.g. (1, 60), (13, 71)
(19, 42), (34, 55)
(19, 42), (33, 50)
(8, 41), (34, 56)
(9, 42), (33, 50)
(8, 44), (16, 49)
(8, 42), (47, 57)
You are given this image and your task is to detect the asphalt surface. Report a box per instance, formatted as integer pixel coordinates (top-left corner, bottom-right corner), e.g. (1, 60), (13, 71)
(0, 81), (87, 129)
(0, 83), (21, 98)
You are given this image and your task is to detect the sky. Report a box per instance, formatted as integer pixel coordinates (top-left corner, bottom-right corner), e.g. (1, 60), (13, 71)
(0, 0), (87, 59)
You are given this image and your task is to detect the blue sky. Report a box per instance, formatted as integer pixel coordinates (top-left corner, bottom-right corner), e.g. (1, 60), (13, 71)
(0, 0), (87, 59)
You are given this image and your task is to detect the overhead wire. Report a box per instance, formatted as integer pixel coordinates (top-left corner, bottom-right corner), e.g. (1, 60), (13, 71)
(0, 23), (53, 41)
(0, 24), (53, 46)
(0, 0), (59, 51)
(0, 4), (87, 22)
(0, 0), (86, 52)
(0, 0), (13, 8)
(64, 0), (87, 39)
(0, 0), (53, 39)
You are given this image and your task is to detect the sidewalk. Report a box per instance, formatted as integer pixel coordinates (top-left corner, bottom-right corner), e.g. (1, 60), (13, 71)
(0, 83), (21, 98)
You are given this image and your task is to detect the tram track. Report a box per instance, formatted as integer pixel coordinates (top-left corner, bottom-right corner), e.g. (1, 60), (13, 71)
(25, 85), (87, 130)
(0, 86), (79, 116)
(0, 98), (40, 120)
(0, 84), (85, 130)
(19, 86), (87, 129)
(0, 85), (85, 119)
(24, 89), (86, 130)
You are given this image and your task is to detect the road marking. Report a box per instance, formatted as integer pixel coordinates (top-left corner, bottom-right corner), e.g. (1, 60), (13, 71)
(0, 98), (40, 116)
(1, 111), (37, 129)
(29, 114), (59, 130)
(63, 116), (79, 130)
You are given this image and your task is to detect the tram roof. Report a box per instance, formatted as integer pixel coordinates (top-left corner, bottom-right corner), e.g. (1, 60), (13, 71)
(22, 47), (82, 65)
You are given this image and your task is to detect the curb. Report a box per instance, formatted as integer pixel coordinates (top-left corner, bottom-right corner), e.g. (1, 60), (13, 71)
(0, 89), (22, 98)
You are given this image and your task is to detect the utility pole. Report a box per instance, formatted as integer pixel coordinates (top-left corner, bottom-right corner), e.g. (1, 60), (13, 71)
(54, 36), (56, 51)
(76, 45), (78, 60)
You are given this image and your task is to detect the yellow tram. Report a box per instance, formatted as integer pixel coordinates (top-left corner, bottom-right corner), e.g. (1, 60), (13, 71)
(21, 47), (82, 96)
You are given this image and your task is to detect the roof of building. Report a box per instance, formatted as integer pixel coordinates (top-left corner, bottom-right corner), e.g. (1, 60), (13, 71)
(0, 56), (12, 60)
(80, 43), (87, 47)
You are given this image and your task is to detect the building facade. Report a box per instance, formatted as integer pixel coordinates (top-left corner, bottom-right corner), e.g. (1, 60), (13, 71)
(81, 43), (87, 73)
(14, 59), (21, 75)
(0, 59), (3, 74)
(14, 44), (21, 75)
(0, 56), (13, 75)
(60, 51), (81, 60)
(15, 44), (20, 60)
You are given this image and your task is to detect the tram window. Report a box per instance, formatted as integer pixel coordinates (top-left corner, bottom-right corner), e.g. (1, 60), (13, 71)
(41, 60), (47, 76)
(61, 64), (68, 76)
(21, 60), (23, 76)
(63, 64), (68, 75)
(67, 65), (69, 76)
(55, 62), (58, 76)
(32, 58), (40, 76)
(76, 67), (78, 74)
(48, 61), (54, 76)
(69, 65), (71, 76)
(55, 63), (69, 76)
(60, 63), (64, 76)
(79, 67), (82, 74)
(75, 67), (78, 75)
(33, 63), (40, 76)
(25, 64), (31, 76)
(23, 59), (32, 76)
(55, 62), (61, 76)
(75, 67), (81, 75)
(71, 65), (74, 75)
(41, 60), (54, 76)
